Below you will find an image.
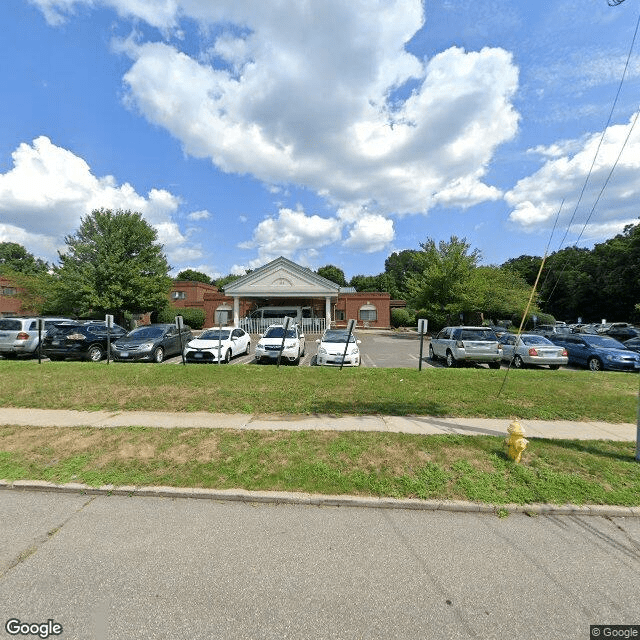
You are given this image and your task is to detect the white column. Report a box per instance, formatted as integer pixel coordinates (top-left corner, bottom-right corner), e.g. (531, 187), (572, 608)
(325, 297), (332, 327)
(233, 296), (240, 326)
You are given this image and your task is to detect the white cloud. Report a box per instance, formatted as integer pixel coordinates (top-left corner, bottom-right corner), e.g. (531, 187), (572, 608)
(240, 207), (342, 266)
(187, 209), (211, 221)
(0, 136), (198, 267)
(98, 1), (518, 221)
(505, 112), (640, 238)
(344, 215), (394, 253)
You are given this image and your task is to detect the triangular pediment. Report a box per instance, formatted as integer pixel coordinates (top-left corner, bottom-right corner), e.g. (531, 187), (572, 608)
(224, 257), (340, 297)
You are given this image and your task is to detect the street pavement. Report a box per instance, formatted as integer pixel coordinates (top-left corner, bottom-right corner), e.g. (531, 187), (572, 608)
(0, 490), (639, 640)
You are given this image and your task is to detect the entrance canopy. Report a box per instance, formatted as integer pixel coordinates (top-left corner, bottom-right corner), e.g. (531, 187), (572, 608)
(223, 256), (341, 326)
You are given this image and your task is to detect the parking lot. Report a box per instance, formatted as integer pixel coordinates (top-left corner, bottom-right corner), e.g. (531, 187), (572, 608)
(158, 330), (561, 369)
(0, 329), (592, 370)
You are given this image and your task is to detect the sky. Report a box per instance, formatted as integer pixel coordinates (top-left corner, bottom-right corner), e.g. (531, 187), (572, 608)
(1, 0), (640, 282)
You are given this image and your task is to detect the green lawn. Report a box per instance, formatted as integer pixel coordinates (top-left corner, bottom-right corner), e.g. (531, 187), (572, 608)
(1, 360), (639, 508)
(0, 360), (638, 422)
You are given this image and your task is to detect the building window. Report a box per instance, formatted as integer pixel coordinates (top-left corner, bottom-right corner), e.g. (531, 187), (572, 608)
(359, 305), (377, 322)
(171, 291), (186, 300)
(2, 287), (17, 296)
(335, 310), (345, 321)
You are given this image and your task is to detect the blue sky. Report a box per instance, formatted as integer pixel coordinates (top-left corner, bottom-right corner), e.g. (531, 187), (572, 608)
(1, 0), (640, 282)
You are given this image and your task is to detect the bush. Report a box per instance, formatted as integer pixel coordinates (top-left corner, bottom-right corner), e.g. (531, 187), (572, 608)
(391, 308), (416, 327)
(158, 307), (206, 330)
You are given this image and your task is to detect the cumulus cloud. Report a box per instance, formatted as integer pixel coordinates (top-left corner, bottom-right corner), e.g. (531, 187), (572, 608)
(239, 208), (342, 266)
(0, 136), (198, 266)
(33, 0), (519, 223)
(505, 112), (640, 238)
(344, 215), (394, 253)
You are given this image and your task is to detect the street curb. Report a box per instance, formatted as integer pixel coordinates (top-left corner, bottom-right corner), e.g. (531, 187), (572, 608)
(1, 479), (638, 518)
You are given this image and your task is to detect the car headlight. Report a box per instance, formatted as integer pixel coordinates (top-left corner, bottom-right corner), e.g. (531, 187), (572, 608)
(139, 342), (155, 351)
(318, 347), (327, 355)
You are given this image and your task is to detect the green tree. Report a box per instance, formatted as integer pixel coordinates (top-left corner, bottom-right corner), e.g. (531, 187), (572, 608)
(349, 274), (381, 291)
(53, 208), (172, 320)
(463, 266), (538, 324)
(384, 249), (423, 298)
(215, 274), (242, 289)
(317, 264), (347, 287)
(406, 236), (480, 322)
(0, 242), (49, 275)
(176, 269), (212, 284)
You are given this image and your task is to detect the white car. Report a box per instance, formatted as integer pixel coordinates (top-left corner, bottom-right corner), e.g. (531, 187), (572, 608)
(254, 324), (305, 365)
(315, 329), (361, 366)
(184, 327), (251, 363)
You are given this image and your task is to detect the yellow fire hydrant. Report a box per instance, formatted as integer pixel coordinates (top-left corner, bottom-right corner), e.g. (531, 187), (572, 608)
(505, 420), (528, 463)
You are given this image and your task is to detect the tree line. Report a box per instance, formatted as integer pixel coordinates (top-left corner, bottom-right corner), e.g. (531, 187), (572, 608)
(3, 209), (638, 330)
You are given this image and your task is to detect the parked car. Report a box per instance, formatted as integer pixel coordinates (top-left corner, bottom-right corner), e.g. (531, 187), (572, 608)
(0, 317), (74, 358)
(531, 324), (572, 340)
(549, 333), (640, 372)
(42, 321), (127, 361)
(623, 337), (640, 354)
(603, 324), (640, 341)
(428, 326), (501, 368)
(499, 333), (568, 370)
(184, 327), (250, 363)
(111, 323), (193, 363)
(315, 329), (361, 366)
(254, 323), (305, 365)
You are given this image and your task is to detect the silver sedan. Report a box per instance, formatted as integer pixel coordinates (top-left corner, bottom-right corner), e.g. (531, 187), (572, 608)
(499, 333), (568, 370)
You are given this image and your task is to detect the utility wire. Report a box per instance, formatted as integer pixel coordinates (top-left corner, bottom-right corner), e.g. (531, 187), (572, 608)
(539, 7), (640, 306)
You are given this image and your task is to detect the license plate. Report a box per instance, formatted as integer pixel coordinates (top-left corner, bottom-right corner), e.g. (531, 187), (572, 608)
(120, 352), (129, 358)
(52, 340), (60, 346)
(195, 353), (203, 358)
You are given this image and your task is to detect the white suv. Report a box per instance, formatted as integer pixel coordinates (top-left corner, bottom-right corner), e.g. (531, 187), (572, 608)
(254, 323), (305, 365)
(0, 317), (73, 358)
(429, 326), (502, 369)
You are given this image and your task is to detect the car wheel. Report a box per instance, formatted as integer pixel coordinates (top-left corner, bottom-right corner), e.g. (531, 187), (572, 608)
(488, 361), (501, 370)
(445, 350), (456, 368)
(87, 345), (104, 362)
(153, 347), (164, 363)
(224, 349), (231, 364)
(587, 356), (603, 372)
(244, 341), (251, 355)
(512, 355), (524, 369)
(429, 344), (437, 361)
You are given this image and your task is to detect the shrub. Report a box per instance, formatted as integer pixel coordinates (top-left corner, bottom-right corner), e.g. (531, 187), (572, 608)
(391, 308), (416, 327)
(158, 307), (206, 329)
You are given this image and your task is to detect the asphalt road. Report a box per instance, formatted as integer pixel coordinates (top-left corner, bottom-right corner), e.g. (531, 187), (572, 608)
(1, 490), (638, 640)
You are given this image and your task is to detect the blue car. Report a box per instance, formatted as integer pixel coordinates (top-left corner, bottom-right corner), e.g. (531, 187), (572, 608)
(550, 333), (640, 372)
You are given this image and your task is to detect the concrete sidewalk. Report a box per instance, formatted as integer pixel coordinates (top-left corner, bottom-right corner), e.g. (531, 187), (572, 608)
(0, 406), (636, 440)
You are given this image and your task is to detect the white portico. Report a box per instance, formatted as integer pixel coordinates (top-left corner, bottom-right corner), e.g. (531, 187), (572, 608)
(222, 256), (341, 327)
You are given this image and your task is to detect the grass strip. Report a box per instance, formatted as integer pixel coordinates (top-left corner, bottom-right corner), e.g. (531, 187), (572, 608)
(1, 426), (639, 506)
(1, 361), (638, 422)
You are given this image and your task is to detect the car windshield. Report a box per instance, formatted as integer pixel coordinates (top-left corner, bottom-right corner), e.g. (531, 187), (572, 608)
(584, 335), (625, 349)
(322, 331), (355, 343)
(521, 335), (552, 346)
(200, 330), (231, 341)
(127, 326), (165, 339)
(264, 327), (297, 339)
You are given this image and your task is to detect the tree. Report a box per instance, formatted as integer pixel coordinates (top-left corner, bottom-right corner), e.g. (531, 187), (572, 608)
(384, 249), (424, 298)
(349, 274), (382, 292)
(406, 237), (480, 315)
(0, 242), (49, 275)
(176, 269), (212, 284)
(53, 208), (172, 320)
(215, 274), (242, 289)
(317, 264), (347, 287)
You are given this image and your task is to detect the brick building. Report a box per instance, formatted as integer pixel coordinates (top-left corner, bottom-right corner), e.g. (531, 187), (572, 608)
(168, 257), (391, 330)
